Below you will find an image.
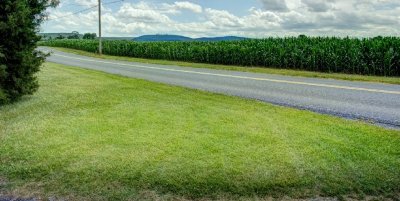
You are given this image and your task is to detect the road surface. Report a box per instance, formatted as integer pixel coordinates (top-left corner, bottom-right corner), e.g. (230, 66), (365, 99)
(42, 47), (400, 129)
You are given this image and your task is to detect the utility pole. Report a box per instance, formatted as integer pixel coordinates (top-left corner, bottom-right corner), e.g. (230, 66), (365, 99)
(98, 0), (102, 54)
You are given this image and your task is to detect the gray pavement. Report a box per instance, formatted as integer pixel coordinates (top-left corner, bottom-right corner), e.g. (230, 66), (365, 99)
(41, 47), (400, 129)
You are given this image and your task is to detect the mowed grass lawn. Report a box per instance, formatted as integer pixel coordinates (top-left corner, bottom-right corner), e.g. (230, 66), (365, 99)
(0, 63), (399, 200)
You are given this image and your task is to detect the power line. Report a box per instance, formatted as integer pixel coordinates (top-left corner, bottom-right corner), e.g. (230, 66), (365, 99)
(47, 5), (98, 21)
(60, 0), (123, 8)
(59, 3), (86, 8)
(47, 0), (124, 21)
(103, 0), (125, 6)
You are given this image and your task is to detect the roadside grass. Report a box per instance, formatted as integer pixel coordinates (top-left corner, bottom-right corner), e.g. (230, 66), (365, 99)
(0, 62), (399, 200)
(49, 47), (400, 85)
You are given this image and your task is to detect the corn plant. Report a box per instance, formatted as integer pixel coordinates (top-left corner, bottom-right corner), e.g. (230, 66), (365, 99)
(39, 36), (400, 76)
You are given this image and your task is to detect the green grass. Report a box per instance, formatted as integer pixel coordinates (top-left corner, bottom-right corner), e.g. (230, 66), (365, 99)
(48, 47), (400, 85)
(0, 62), (399, 200)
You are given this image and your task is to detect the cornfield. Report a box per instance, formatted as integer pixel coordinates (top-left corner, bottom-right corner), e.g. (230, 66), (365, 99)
(39, 36), (400, 76)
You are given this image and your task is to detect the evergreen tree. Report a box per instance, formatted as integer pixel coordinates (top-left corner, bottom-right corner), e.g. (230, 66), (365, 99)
(0, 0), (58, 104)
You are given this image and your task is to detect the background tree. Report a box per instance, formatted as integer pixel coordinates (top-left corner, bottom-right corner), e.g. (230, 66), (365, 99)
(67, 31), (80, 39)
(83, 33), (97, 40)
(0, 0), (58, 104)
(55, 34), (65, 40)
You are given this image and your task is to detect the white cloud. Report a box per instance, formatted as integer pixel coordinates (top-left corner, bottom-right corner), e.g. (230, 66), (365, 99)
(260, 0), (289, 12)
(73, 0), (96, 7)
(301, 0), (335, 12)
(170, 2), (203, 13)
(116, 2), (172, 24)
(205, 8), (243, 28)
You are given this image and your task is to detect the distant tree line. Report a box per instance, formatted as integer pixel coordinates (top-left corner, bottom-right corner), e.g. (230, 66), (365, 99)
(43, 31), (97, 40)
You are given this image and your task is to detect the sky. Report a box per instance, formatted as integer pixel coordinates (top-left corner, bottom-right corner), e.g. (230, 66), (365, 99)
(41, 0), (400, 38)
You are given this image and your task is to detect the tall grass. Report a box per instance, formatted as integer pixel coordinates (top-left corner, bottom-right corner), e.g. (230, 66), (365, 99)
(39, 36), (400, 76)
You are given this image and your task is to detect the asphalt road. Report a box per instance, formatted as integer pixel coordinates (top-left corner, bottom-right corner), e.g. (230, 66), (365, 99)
(42, 47), (400, 129)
